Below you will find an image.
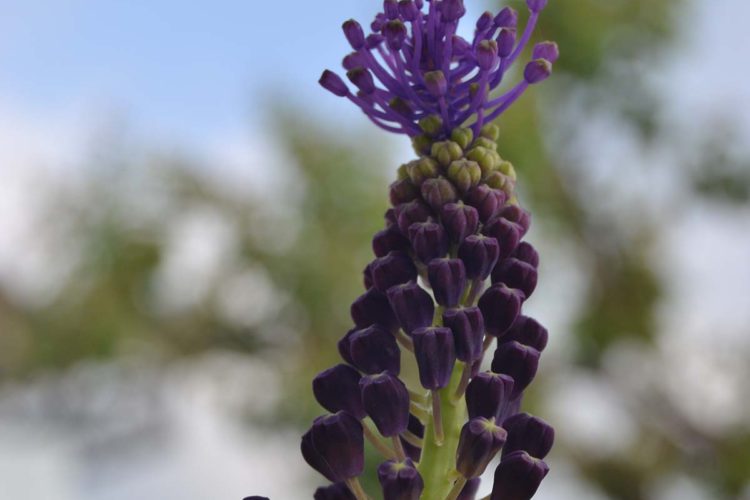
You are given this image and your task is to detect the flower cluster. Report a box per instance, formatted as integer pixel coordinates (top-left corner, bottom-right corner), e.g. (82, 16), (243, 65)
(251, 1), (558, 499)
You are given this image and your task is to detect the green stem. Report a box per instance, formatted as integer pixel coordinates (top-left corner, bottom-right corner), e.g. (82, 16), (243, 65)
(445, 476), (468, 500)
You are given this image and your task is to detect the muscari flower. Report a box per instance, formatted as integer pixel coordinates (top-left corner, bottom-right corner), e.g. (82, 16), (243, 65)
(246, 1), (560, 499)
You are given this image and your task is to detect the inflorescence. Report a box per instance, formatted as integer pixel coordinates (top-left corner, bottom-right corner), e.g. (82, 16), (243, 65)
(250, 1), (558, 499)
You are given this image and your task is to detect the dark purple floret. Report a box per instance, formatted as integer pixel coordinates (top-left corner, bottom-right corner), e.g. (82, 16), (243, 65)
(499, 205), (531, 236)
(387, 282), (435, 335)
(478, 283), (523, 337)
(360, 373), (411, 437)
(338, 328), (358, 366)
(390, 178), (420, 205)
(457, 478), (481, 500)
(441, 202), (479, 245)
(371, 251), (418, 293)
(314, 482), (356, 500)
(443, 306), (484, 363)
(492, 257), (538, 299)
(512, 242), (540, 268)
(377, 459), (424, 500)
(409, 221), (449, 264)
(459, 234), (500, 281)
(466, 185), (505, 224)
(412, 326), (456, 390)
(465, 371), (515, 420)
(427, 258), (466, 307)
(491, 451), (549, 500)
(456, 417), (508, 478)
(533, 41), (559, 63)
(349, 325), (401, 375)
(373, 226), (411, 258)
(491, 341), (540, 399)
(502, 413), (555, 460)
(350, 288), (399, 332)
(421, 177), (458, 212)
(505, 316), (549, 352)
(301, 412), (364, 483)
(363, 262), (374, 289)
(313, 364), (366, 419)
(483, 216), (521, 260)
(395, 199), (432, 235)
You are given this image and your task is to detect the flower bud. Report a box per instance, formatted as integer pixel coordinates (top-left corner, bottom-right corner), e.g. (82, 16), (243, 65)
(349, 325), (401, 375)
(385, 207), (397, 227)
(451, 127), (474, 150)
(451, 35), (472, 58)
(466, 184), (506, 223)
(532, 41), (559, 63)
(443, 306), (484, 363)
(494, 7), (517, 28)
(360, 373), (410, 436)
(526, 0), (548, 13)
(351, 288), (399, 332)
(442, 202), (480, 245)
(476, 11), (493, 31)
(373, 226), (410, 258)
(499, 205), (531, 236)
(395, 199), (432, 235)
(421, 177), (459, 212)
(384, 0), (399, 19)
(502, 413), (554, 460)
(301, 412), (364, 482)
(387, 282), (435, 335)
(398, 0), (419, 22)
(478, 283), (522, 337)
(407, 157), (439, 186)
(320, 70), (349, 97)
(491, 341), (540, 399)
(524, 59), (552, 84)
(483, 216), (521, 260)
(447, 159), (482, 193)
(347, 67), (376, 95)
(389, 178), (419, 205)
(430, 141), (463, 167)
(427, 258), (466, 307)
(377, 459), (424, 500)
(440, 0), (466, 22)
(366, 34), (385, 49)
(342, 19), (365, 50)
(512, 241), (539, 268)
(314, 483), (355, 500)
(338, 328), (358, 365)
(492, 257), (538, 299)
(456, 417), (508, 478)
(424, 70), (448, 97)
(465, 371), (515, 420)
(313, 364), (366, 419)
(458, 234), (500, 280)
(476, 40), (498, 71)
(363, 262), (374, 289)
(384, 20), (408, 50)
(412, 327), (456, 390)
(371, 251), (418, 293)
(490, 451), (549, 500)
(505, 315), (548, 352)
(409, 221), (449, 264)
(497, 28), (516, 58)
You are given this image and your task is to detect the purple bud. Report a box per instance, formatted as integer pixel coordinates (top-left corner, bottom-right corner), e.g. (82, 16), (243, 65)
(491, 341), (540, 399)
(363, 262), (374, 289)
(428, 258), (466, 307)
(372, 13), (387, 32)
(441, 0), (466, 22)
(385, 207), (398, 227)
(497, 28), (516, 58)
(465, 371), (515, 420)
(398, 0), (419, 22)
(301, 412), (364, 482)
(373, 226), (411, 257)
(371, 251), (418, 293)
(526, 0), (548, 13)
(456, 417), (508, 478)
(442, 202), (480, 245)
(412, 326), (456, 389)
(424, 70), (448, 97)
(384, 0), (400, 20)
(421, 177), (458, 212)
(343, 52), (365, 71)
(466, 184), (506, 223)
(443, 306), (484, 362)
(476, 40), (498, 71)
(524, 59), (552, 84)
(360, 373), (410, 436)
(347, 67), (376, 94)
(457, 478), (481, 500)
(492, 257), (538, 299)
(499, 205), (531, 236)
(342, 19), (366, 50)
(478, 283), (522, 337)
(502, 413), (555, 459)
(349, 325), (401, 375)
(532, 41), (559, 63)
(389, 178), (419, 205)
(452, 36), (472, 58)
(491, 451), (549, 500)
(458, 234), (500, 281)
(395, 199), (432, 235)
(387, 282), (435, 335)
(409, 221), (449, 264)
(338, 328), (358, 365)
(512, 242), (539, 268)
(320, 70), (349, 97)
(351, 288), (399, 332)
(313, 364), (366, 419)
(483, 216), (521, 260)
(476, 11), (493, 31)
(384, 20), (408, 50)
(505, 316), (548, 352)
(314, 483), (356, 500)
(494, 7), (518, 28)
(377, 459), (424, 500)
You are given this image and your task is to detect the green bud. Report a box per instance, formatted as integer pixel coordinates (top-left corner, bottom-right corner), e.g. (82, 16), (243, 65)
(412, 134), (433, 156)
(397, 163), (410, 180)
(472, 137), (497, 151)
(466, 147), (498, 176)
(447, 159), (482, 193)
(431, 141), (464, 167)
(497, 160), (517, 181)
(484, 171), (508, 191)
(480, 123), (500, 141)
(419, 115), (444, 137)
(501, 177), (516, 198)
(407, 157), (440, 186)
(450, 127), (474, 150)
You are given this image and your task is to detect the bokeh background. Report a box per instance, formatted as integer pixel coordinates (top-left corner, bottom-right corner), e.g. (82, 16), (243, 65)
(1, 0), (749, 499)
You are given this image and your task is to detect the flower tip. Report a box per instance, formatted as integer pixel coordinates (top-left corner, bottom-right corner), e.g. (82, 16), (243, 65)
(424, 70), (448, 97)
(347, 67), (376, 95)
(319, 70), (349, 97)
(441, 0), (467, 22)
(526, 0), (549, 13)
(494, 7), (518, 28)
(342, 19), (365, 50)
(533, 41), (560, 63)
(523, 59), (552, 84)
